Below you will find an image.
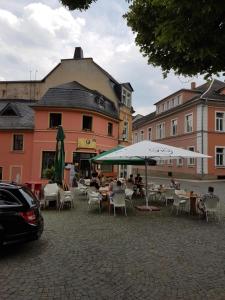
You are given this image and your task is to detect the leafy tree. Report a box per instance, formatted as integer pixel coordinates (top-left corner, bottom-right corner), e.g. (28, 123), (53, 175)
(60, 0), (225, 78)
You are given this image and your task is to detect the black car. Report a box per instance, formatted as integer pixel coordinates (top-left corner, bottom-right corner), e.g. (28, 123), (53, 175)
(0, 182), (44, 247)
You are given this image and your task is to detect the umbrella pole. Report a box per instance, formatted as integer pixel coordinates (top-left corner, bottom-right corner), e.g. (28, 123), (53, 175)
(145, 158), (148, 207)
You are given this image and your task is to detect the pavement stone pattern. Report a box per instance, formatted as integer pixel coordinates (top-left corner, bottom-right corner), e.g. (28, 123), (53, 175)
(1, 180), (225, 300)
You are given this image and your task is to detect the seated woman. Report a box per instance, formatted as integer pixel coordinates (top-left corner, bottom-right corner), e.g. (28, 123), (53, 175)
(126, 174), (134, 189)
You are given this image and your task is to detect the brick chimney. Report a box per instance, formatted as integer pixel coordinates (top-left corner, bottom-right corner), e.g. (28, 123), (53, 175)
(191, 82), (196, 89)
(74, 47), (84, 59)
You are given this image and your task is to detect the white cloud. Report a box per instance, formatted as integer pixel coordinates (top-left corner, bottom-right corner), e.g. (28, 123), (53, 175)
(0, 9), (19, 26)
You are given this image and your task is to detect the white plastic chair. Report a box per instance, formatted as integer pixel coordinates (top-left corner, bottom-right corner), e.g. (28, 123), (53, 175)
(164, 188), (175, 206)
(59, 189), (73, 211)
(171, 194), (187, 215)
(44, 183), (59, 208)
(77, 183), (88, 195)
(87, 191), (101, 213)
(125, 188), (134, 209)
(111, 192), (127, 216)
(204, 196), (220, 222)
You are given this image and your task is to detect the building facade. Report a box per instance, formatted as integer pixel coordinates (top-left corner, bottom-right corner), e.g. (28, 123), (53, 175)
(133, 79), (225, 179)
(0, 48), (133, 183)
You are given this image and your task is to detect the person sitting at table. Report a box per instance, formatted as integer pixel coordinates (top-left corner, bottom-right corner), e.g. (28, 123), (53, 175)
(197, 186), (219, 219)
(126, 174), (134, 188)
(91, 171), (100, 189)
(89, 181), (99, 191)
(170, 178), (180, 190)
(135, 174), (141, 185)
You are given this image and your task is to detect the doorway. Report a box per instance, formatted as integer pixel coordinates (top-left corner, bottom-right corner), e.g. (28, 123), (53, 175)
(73, 152), (96, 178)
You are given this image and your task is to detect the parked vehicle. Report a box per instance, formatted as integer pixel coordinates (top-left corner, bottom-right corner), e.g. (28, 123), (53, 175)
(0, 182), (44, 247)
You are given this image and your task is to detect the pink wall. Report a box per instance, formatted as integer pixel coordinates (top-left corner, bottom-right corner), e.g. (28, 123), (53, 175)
(31, 109), (119, 181)
(0, 131), (33, 183)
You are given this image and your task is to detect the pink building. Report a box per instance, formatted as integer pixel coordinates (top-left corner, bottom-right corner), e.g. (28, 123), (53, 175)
(133, 79), (225, 179)
(0, 48), (134, 183)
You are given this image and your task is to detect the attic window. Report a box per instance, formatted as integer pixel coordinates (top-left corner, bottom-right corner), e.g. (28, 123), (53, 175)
(0, 105), (18, 116)
(95, 96), (105, 108)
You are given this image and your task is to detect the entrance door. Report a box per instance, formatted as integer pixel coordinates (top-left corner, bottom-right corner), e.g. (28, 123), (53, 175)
(73, 152), (96, 178)
(10, 166), (22, 183)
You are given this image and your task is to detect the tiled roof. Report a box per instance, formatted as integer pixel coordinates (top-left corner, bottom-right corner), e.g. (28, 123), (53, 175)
(0, 100), (36, 130)
(133, 112), (156, 130)
(133, 79), (225, 129)
(33, 81), (119, 119)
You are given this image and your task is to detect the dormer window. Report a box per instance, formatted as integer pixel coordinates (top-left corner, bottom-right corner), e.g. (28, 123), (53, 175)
(122, 89), (132, 107)
(0, 104), (19, 116)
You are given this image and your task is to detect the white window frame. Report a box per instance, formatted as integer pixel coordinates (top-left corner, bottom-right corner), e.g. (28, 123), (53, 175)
(148, 127), (152, 140)
(215, 146), (225, 167)
(167, 159), (173, 166)
(123, 120), (129, 140)
(176, 158), (183, 166)
(134, 132), (138, 143)
(122, 88), (132, 107)
(187, 146), (195, 166)
(185, 113), (193, 133)
(215, 111), (225, 132)
(171, 119), (178, 136)
(139, 130), (144, 141)
(156, 122), (165, 139)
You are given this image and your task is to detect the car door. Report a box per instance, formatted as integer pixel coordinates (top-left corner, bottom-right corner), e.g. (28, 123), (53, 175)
(0, 189), (23, 238)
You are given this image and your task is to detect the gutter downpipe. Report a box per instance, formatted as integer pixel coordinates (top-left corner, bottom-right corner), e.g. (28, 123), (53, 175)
(200, 78), (215, 178)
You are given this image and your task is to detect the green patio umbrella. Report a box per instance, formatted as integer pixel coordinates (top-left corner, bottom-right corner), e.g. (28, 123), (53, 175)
(54, 125), (65, 184)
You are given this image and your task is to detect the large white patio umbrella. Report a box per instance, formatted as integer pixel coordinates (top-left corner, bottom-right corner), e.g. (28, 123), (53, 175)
(97, 140), (210, 209)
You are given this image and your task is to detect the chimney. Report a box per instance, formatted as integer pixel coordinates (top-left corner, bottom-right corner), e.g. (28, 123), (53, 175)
(74, 47), (84, 59)
(191, 82), (196, 89)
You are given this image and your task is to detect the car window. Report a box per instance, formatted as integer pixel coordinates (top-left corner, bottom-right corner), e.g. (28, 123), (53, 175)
(0, 189), (21, 206)
(19, 187), (38, 206)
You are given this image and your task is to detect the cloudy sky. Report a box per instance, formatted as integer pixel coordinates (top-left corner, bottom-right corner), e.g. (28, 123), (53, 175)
(0, 0), (216, 115)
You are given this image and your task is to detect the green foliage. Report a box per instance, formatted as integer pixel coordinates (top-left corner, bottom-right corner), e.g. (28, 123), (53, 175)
(60, 0), (97, 10)
(43, 167), (55, 180)
(126, 0), (225, 78)
(59, 0), (225, 78)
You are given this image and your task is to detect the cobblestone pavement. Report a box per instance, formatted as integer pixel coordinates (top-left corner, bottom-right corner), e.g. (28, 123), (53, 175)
(1, 182), (225, 300)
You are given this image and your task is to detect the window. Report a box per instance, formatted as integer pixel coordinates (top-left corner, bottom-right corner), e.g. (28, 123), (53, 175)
(108, 122), (113, 136)
(216, 147), (225, 167)
(140, 130), (144, 141)
(49, 113), (61, 128)
(101, 164), (113, 173)
(41, 151), (55, 178)
(171, 98), (174, 108)
(134, 132), (138, 143)
(0, 190), (20, 206)
(166, 101), (170, 110)
(122, 89), (132, 107)
(0, 167), (2, 180)
(177, 158), (183, 166)
(13, 134), (23, 151)
(123, 121), (129, 140)
(216, 112), (225, 131)
(185, 114), (193, 133)
(156, 106), (160, 114)
(171, 119), (177, 136)
(156, 123), (165, 139)
(82, 115), (92, 131)
(187, 147), (195, 165)
(148, 127), (152, 140)
(167, 159), (173, 166)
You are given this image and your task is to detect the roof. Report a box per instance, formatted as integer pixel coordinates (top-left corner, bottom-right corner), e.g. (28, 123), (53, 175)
(134, 79), (225, 130)
(133, 112), (156, 130)
(33, 81), (119, 120)
(0, 100), (36, 130)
